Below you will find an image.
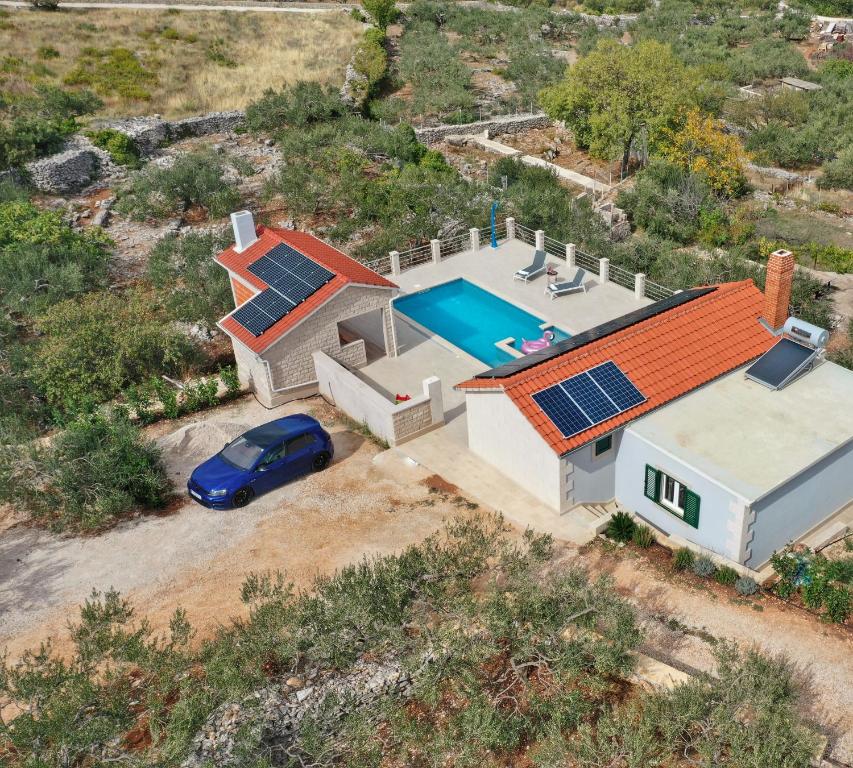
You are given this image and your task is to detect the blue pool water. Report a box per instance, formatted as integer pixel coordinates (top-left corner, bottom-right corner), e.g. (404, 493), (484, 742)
(394, 279), (570, 367)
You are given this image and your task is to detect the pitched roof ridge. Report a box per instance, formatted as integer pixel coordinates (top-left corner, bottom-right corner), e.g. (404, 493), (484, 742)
(506, 280), (762, 391)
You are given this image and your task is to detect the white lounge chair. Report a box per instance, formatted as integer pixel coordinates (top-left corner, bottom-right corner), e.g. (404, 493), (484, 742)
(514, 249), (547, 282)
(545, 269), (588, 299)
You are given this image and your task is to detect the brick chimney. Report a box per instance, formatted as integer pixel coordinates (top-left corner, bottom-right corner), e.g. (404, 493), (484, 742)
(763, 249), (794, 331)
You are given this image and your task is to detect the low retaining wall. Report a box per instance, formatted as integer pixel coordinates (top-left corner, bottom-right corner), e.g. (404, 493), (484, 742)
(415, 112), (551, 145)
(313, 351), (443, 446)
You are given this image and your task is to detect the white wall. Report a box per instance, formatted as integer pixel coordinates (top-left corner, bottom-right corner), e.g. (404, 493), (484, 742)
(313, 351), (443, 446)
(747, 439), (853, 567)
(566, 430), (622, 504)
(466, 390), (562, 510)
(616, 428), (748, 562)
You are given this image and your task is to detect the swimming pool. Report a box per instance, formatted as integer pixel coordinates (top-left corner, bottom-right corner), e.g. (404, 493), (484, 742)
(394, 279), (570, 367)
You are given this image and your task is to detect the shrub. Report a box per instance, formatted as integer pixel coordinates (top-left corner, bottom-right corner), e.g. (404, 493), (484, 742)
(632, 523), (655, 548)
(673, 547), (694, 571)
(29, 0), (59, 8)
(715, 565), (738, 586)
(0, 200), (112, 322)
(86, 128), (141, 168)
(692, 555), (717, 578)
(245, 81), (346, 132)
(823, 586), (851, 624)
(0, 85), (101, 169)
(1, 410), (170, 531)
(147, 230), (233, 326)
(64, 47), (157, 101)
(205, 38), (237, 68)
(605, 511), (637, 543)
(32, 289), (196, 416)
(735, 576), (759, 596)
(817, 146), (853, 191)
(117, 149), (242, 221)
(37, 46), (60, 59)
(182, 376), (218, 412)
(353, 27), (389, 96)
(770, 546), (851, 622)
(219, 365), (241, 396)
(363, 0), (397, 30)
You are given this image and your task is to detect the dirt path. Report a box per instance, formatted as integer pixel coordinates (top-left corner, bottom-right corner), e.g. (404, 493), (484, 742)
(580, 542), (853, 763)
(0, 397), (460, 661)
(0, 0), (349, 11)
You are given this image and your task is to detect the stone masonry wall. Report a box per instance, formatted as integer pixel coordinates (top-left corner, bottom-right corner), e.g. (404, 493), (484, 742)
(415, 112), (551, 145)
(391, 400), (434, 441)
(250, 285), (396, 402)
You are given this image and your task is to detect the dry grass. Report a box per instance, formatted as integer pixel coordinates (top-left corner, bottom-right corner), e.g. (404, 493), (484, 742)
(0, 7), (363, 118)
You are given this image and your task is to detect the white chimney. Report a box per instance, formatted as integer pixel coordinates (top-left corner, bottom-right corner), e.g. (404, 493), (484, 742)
(231, 210), (258, 253)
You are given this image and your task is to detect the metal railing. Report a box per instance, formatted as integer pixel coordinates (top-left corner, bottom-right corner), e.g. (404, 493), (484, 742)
(439, 231), (471, 260)
(644, 279), (673, 302)
(360, 220), (676, 303)
(397, 242), (433, 270)
(363, 254), (392, 276)
(608, 263), (635, 292)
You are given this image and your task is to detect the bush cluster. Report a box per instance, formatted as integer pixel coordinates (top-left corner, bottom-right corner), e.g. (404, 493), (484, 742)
(0, 410), (170, 531)
(146, 230), (233, 327)
(245, 81), (346, 132)
(0, 85), (101, 169)
(771, 546), (851, 623)
(116, 149), (244, 221)
(64, 46), (157, 101)
(86, 128), (141, 168)
(127, 367), (240, 424)
(0, 516), (820, 766)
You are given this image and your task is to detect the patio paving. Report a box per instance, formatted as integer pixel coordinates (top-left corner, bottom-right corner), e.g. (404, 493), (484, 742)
(354, 237), (652, 543)
(393, 236), (651, 338)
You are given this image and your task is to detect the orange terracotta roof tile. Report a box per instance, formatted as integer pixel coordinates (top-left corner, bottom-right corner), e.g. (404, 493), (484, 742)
(215, 226), (396, 354)
(457, 280), (776, 455)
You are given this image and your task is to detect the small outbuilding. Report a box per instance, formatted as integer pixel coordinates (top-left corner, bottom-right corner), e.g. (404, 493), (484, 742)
(779, 77), (823, 93)
(216, 211), (399, 407)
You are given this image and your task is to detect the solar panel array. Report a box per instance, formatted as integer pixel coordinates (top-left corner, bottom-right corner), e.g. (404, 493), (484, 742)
(531, 361), (645, 439)
(231, 243), (335, 337)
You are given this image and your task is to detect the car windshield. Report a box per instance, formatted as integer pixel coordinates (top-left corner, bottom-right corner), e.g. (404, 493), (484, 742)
(220, 436), (264, 470)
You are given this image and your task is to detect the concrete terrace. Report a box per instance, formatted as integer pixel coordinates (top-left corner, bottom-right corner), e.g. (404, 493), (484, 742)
(353, 233), (656, 540)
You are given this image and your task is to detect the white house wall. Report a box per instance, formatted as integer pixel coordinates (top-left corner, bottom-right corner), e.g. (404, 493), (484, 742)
(747, 439), (853, 567)
(616, 428), (747, 562)
(565, 431), (622, 505)
(465, 390), (562, 510)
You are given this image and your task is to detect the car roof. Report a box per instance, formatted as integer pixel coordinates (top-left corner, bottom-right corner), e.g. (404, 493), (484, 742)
(242, 415), (320, 448)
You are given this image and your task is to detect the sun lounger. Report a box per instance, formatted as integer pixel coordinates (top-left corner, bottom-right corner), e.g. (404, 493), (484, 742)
(514, 249), (547, 282)
(545, 269), (588, 299)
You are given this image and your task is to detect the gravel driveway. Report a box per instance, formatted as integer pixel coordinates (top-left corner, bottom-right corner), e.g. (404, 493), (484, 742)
(0, 396), (456, 660)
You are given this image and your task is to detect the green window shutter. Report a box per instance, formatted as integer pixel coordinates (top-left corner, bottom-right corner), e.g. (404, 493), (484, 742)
(644, 465), (660, 502)
(683, 490), (701, 528)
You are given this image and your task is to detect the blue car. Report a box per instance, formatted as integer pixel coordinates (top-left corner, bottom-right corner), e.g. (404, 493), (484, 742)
(187, 415), (334, 509)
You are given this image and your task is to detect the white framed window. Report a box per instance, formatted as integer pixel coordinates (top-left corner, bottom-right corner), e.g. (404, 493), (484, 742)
(660, 473), (687, 517)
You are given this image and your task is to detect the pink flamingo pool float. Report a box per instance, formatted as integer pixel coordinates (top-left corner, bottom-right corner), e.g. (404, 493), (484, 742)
(520, 330), (555, 354)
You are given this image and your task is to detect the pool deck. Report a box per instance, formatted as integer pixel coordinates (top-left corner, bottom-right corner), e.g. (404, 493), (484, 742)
(353, 237), (652, 542)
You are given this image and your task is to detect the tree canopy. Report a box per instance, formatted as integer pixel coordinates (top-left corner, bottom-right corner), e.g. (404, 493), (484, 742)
(541, 39), (698, 174)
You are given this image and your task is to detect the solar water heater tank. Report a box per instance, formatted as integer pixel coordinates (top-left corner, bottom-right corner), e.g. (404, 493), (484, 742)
(783, 317), (829, 349)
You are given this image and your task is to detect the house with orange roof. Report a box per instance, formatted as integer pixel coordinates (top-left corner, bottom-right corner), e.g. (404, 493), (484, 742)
(456, 251), (853, 568)
(215, 211), (399, 408)
(214, 213), (852, 569)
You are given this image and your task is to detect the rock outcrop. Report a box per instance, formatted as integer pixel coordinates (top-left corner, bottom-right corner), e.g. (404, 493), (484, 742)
(182, 657), (416, 767)
(25, 147), (100, 194)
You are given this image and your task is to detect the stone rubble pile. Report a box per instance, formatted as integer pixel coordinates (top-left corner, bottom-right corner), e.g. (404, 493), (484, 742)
(182, 657), (416, 767)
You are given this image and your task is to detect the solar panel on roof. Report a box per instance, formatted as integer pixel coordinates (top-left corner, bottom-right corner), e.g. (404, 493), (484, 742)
(232, 301), (277, 336)
(253, 289), (295, 320)
(561, 373), (619, 423)
(246, 256), (282, 285)
(532, 385), (592, 438)
(587, 361), (646, 411)
(745, 338), (817, 390)
(532, 362), (646, 440)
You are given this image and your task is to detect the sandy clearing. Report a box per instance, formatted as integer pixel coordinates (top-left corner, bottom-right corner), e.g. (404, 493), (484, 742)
(0, 396), (456, 660)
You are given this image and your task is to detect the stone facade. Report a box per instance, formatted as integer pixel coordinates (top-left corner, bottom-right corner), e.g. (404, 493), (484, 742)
(230, 286), (397, 408)
(391, 400), (434, 439)
(414, 112), (551, 145)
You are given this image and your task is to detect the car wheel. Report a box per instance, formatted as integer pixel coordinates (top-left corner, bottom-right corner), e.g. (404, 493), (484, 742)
(312, 451), (331, 472)
(232, 486), (254, 508)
